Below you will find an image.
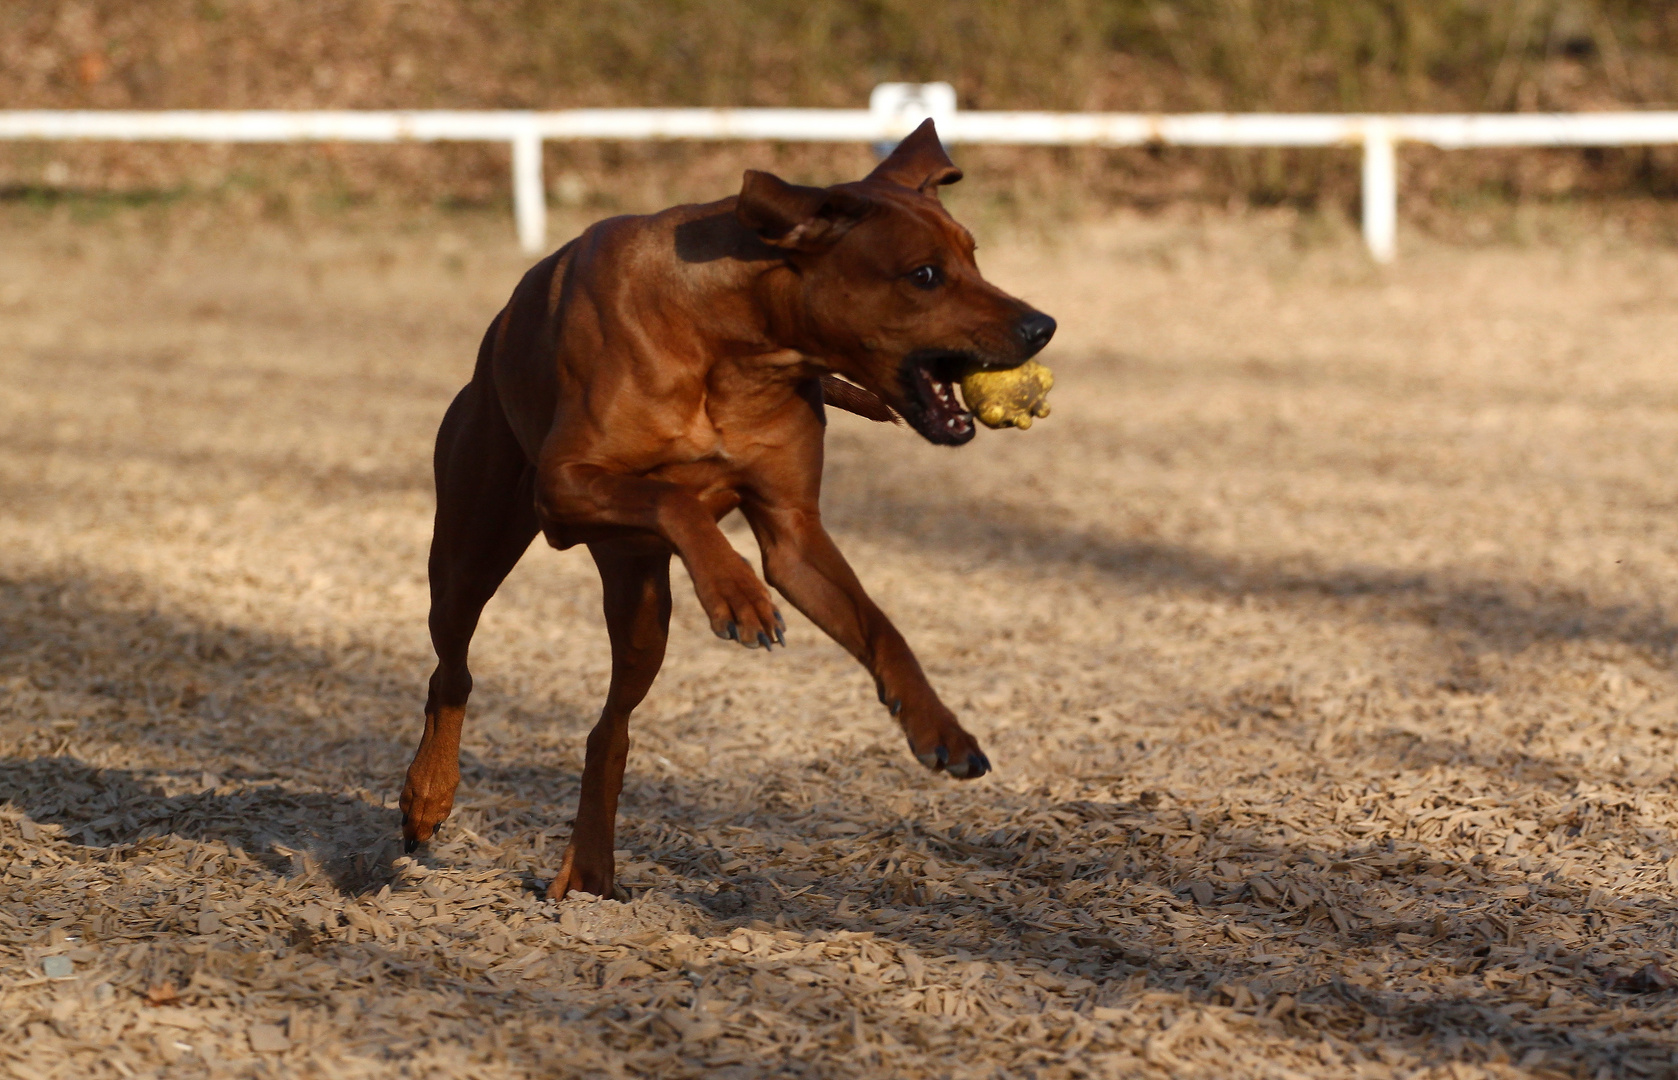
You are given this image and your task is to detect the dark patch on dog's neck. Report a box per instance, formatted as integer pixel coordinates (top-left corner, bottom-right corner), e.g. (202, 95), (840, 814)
(796, 376), (827, 425)
(675, 212), (783, 265)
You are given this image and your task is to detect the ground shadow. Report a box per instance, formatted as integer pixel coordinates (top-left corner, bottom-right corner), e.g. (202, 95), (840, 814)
(600, 773), (1678, 1078)
(7, 733), (1674, 1074)
(6, 542), (1678, 1072)
(0, 568), (440, 782)
(831, 487), (1678, 663)
(0, 756), (402, 895)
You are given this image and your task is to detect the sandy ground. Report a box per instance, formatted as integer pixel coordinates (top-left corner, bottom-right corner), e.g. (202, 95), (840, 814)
(4, 200), (1678, 1079)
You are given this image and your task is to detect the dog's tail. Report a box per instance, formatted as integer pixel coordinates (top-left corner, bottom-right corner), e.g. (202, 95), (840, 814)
(819, 375), (900, 424)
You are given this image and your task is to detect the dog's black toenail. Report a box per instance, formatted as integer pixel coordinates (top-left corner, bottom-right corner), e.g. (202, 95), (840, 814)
(774, 627), (785, 646)
(935, 745), (949, 767)
(757, 631), (772, 649)
(726, 621), (738, 641)
(774, 610), (786, 632)
(404, 837), (419, 854)
(889, 699), (902, 716)
(966, 750), (991, 777)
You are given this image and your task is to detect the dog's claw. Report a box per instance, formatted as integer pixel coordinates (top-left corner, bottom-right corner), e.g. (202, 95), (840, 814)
(774, 610), (786, 632)
(948, 749), (991, 779)
(757, 631), (773, 649)
(889, 698), (902, 716)
(911, 743), (989, 778)
(774, 627), (785, 647)
(726, 621), (738, 641)
(404, 837), (419, 854)
(912, 738), (949, 770)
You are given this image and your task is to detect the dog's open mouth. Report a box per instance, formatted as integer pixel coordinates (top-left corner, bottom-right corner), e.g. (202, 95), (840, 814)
(900, 353), (977, 446)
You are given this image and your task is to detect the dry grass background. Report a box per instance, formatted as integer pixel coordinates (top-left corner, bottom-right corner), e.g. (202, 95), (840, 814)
(6, 195), (1678, 1079)
(10, 1), (1678, 227)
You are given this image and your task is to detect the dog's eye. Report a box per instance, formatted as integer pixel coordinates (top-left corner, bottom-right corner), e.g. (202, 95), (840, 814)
(908, 265), (943, 291)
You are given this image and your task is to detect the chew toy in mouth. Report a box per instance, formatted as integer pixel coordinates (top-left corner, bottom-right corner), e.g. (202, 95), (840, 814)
(959, 359), (1055, 429)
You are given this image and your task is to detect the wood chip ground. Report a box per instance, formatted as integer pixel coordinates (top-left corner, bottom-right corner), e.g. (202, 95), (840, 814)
(4, 203), (1678, 1079)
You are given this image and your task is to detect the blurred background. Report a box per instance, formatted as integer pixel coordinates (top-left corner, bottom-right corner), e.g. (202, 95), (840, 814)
(6, 1), (1678, 239)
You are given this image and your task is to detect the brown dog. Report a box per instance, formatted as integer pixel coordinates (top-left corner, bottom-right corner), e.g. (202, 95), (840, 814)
(399, 120), (1055, 899)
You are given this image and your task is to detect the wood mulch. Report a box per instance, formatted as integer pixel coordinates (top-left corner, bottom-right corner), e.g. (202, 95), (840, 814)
(4, 206), (1678, 1078)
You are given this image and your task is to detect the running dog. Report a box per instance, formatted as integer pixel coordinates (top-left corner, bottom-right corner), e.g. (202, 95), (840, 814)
(398, 120), (1056, 899)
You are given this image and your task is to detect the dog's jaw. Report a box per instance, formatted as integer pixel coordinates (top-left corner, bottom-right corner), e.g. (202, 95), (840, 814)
(897, 353), (978, 446)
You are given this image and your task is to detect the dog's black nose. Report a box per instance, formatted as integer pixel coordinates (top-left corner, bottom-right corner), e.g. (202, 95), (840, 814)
(1015, 312), (1057, 355)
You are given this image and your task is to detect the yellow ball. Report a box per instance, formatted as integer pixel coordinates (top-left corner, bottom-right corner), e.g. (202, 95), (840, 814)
(959, 360), (1055, 430)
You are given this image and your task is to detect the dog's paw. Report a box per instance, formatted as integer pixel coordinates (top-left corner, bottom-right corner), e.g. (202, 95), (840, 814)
(912, 741), (991, 779)
(399, 763), (459, 852)
(903, 713), (991, 780)
(700, 561), (785, 650)
(547, 846), (615, 901)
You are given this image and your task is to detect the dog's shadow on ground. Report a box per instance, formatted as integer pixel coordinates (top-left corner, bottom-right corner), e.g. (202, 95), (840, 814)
(0, 755), (402, 895)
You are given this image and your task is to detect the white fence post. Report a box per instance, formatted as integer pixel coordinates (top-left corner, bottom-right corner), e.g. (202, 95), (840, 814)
(1361, 122), (1397, 264)
(869, 82), (958, 155)
(511, 125), (546, 255)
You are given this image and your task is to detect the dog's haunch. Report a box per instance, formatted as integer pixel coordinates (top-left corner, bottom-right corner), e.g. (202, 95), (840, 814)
(959, 361), (1055, 430)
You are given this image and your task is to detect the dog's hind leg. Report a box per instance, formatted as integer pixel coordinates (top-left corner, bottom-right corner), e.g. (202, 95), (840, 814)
(400, 376), (539, 853)
(548, 543), (672, 900)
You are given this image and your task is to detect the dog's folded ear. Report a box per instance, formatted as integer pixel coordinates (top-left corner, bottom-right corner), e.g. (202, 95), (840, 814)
(866, 118), (963, 194)
(736, 171), (874, 250)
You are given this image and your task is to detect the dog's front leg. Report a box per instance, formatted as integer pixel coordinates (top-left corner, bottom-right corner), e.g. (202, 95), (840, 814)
(747, 507), (990, 779)
(538, 463), (783, 649)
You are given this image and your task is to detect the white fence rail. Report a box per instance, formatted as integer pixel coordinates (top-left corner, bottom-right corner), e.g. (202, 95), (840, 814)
(6, 84), (1678, 260)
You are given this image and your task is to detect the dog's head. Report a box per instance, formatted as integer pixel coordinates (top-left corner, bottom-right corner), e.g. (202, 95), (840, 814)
(736, 120), (1055, 446)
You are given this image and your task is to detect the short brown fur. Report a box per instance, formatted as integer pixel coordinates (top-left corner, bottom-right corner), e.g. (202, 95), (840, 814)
(398, 121), (1054, 899)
